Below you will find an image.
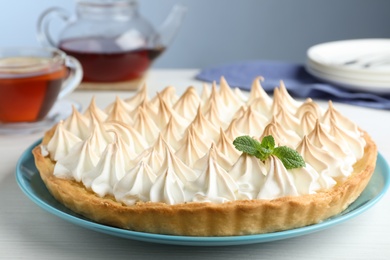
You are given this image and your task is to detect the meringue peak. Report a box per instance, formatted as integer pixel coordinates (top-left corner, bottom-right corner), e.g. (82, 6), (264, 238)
(247, 76), (271, 105)
(84, 96), (107, 122)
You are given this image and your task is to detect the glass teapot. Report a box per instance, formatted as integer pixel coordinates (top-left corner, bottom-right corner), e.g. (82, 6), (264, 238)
(37, 0), (186, 84)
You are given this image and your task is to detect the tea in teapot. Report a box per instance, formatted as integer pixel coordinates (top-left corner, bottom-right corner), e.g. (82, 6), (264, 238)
(58, 36), (165, 83)
(37, 0), (186, 89)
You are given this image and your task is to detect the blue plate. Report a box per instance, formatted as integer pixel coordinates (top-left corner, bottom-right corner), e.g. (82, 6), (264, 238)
(16, 139), (390, 246)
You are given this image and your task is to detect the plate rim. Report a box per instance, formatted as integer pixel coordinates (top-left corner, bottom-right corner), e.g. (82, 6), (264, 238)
(306, 58), (390, 83)
(307, 38), (390, 75)
(305, 65), (390, 94)
(15, 139), (390, 246)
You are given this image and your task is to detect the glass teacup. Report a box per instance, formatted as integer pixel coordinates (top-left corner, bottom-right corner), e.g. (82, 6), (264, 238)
(0, 47), (82, 123)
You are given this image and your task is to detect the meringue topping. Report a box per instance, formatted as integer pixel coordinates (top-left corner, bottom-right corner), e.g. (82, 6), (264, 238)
(256, 155), (299, 199)
(190, 106), (220, 143)
(150, 85), (178, 109)
(124, 83), (149, 108)
(63, 106), (90, 140)
(296, 98), (323, 119)
(84, 97), (107, 122)
(105, 96), (134, 125)
(44, 78), (368, 205)
(219, 77), (244, 109)
(114, 160), (157, 205)
(105, 121), (148, 155)
(173, 86), (201, 120)
(176, 125), (210, 166)
(235, 106), (268, 137)
(54, 134), (100, 182)
(229, 153), (267, 199)
(247, 77), (272, 105)
(150, 166), (186, 205)
(190, 145), (239, 203)
(47, 121), (82, 161)
(216, 128), (241, 165)
(82, 141), (127, 197)
(133, 106), (160, 145)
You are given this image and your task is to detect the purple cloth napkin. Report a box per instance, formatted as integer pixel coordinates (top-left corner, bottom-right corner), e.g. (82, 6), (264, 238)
(196, 60), (390, 110)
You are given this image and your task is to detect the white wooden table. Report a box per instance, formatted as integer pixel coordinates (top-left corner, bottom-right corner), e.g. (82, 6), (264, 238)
(1, 69), (389, 260)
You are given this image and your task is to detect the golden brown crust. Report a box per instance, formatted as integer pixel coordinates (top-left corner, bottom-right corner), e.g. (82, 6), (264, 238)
(33, 130), (377, 236)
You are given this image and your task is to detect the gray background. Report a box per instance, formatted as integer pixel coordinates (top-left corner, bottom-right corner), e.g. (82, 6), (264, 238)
(1, 0), (390, 68)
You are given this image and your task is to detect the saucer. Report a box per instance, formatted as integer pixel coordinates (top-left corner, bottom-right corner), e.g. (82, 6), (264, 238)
(0, 99), (81, 135)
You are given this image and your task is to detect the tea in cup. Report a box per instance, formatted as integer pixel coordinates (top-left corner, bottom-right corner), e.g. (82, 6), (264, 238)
(0, 47), (82, 123)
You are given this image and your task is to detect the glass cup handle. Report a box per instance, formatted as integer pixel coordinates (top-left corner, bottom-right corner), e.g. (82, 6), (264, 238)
(58, 56), (83, 100)
(37, 7), (70, 47)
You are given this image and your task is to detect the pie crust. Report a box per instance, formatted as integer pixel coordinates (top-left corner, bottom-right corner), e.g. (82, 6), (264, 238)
(33, 126), (377, 236)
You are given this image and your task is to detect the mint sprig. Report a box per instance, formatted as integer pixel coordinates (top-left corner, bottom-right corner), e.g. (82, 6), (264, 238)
(233, 135), (306, 169)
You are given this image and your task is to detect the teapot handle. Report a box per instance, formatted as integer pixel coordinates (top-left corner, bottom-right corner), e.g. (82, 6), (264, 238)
(37, 7), (70, 47)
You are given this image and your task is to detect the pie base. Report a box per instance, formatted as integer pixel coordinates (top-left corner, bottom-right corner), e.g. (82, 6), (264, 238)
(33, 129), (377, 236)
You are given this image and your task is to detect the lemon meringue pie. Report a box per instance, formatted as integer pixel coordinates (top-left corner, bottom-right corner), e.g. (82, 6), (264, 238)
(33, 77), (377, 236)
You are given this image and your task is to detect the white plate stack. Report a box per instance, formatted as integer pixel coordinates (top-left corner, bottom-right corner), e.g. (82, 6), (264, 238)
(306, 39), (390, 93)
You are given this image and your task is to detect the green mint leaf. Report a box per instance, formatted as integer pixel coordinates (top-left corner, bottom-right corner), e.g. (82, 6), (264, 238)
(233, 135), (275, 160)
(233, 135), (306, 170)
(233, 135), (263, 158)
(259, 135), (275, 155)
(260, 135), (275, 151)
(273, 146), (306, 169)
